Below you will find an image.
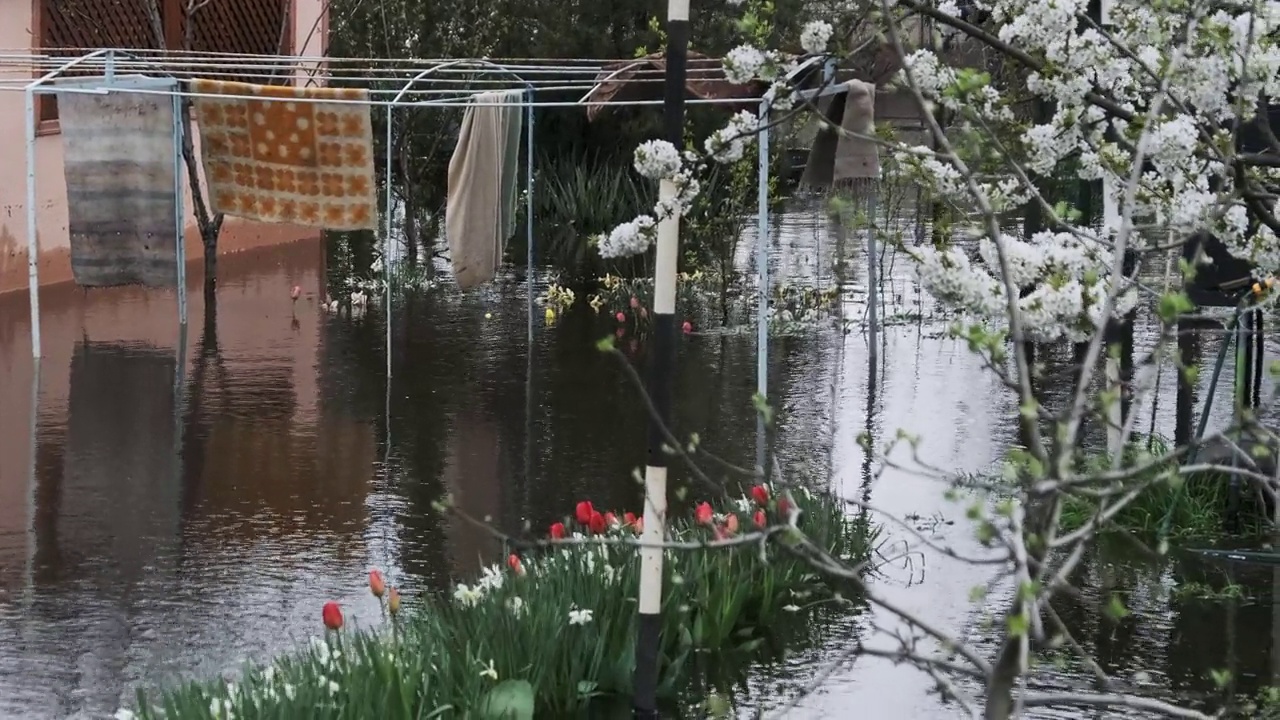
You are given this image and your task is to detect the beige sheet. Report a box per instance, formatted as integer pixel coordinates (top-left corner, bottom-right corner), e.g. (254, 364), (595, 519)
(446, 90), (522, 289)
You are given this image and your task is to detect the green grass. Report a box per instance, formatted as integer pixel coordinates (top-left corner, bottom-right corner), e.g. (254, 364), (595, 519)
(127, 487), (876, 719)
(1057, 436), (1263, 538)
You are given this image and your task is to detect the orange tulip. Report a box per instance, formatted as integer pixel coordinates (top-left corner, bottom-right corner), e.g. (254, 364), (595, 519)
(369, 568), (386, 598)
(724, 514), (740, 535)
(388, 587), (401, 616)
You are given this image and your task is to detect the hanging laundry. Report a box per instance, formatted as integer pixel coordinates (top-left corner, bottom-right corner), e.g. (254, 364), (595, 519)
(58, 76), (181, 288)
(499, 92), (525, 242)
(191, 79), (378, 231)
(446, 90), (524, 290)
(800, 80), (879, 189)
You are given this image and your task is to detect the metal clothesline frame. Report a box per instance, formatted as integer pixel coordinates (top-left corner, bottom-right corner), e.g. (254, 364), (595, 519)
(19, 47), (818, 473)
(21, 49), (551, 365)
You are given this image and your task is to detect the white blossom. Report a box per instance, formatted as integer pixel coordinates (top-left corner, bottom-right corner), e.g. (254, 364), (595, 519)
(723, 45), (767, 84)
(596, 214), (657, 258)
(633, 139), (682, 180)
(568, 606), (594, 625)
(800, 21), (833, 54)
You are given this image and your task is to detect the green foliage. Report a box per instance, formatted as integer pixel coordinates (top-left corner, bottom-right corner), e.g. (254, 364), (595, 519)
(131, 490), (876, 718)
(528, 153), (653, 281)
(1055, 436), (1263, 538)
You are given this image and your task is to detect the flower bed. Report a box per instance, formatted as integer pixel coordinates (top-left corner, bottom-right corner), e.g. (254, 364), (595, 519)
(125, 485), (874, 719)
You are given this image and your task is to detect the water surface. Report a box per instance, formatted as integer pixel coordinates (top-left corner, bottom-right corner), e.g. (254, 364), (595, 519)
(1, 210), (1278, 718)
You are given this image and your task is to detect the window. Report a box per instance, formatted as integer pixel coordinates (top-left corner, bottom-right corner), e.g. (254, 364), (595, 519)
(35, 0), (292, 130)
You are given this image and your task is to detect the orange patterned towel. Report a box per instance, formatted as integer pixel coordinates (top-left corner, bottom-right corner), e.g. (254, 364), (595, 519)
(191, 79), (378, 230)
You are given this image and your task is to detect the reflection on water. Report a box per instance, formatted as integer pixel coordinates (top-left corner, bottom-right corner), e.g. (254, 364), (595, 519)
(0, 213), (1278, 718)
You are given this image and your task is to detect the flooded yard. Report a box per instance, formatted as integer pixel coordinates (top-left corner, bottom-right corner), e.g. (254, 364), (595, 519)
(1, 207), (1279, 718)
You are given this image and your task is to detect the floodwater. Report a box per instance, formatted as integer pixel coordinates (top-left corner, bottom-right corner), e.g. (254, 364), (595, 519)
(0, 207), (1278, 719)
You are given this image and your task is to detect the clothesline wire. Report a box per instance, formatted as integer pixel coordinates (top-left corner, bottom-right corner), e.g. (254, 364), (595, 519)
(0, 58), (725, 79)
(0, 47), (762, 65)
(5, 81), (768, 109)
(0, 67), (717, 90)
(0, 50), (758, 77)
(0, 82), (647, 97)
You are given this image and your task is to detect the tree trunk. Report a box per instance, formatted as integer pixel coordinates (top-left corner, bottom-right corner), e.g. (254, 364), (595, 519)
(398, 128), (419, 267)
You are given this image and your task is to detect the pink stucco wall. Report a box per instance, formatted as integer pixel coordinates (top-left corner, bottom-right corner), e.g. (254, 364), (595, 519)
(0, 0), (331, 297)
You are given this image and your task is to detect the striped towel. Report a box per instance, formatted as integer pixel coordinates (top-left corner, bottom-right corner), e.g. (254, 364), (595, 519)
(58, 76), (181, 287)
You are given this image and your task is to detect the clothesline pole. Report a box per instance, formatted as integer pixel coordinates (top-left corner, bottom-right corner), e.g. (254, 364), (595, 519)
(526, 91), (534, 348)
(634, 0), (690, 714)
(524, 92), (536, 511)
(24, 85), (40, 359)
(385, 103), (395, 381)
(171, 84), (188, 328)
(755, 100), (770, 473)
(22, 49), (116, 359)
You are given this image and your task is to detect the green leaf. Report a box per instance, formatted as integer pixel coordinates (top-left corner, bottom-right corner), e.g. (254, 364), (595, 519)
(706, 692), (733, 718)
(478, 679), (535, 720)
(1105, 593), (1130, 620)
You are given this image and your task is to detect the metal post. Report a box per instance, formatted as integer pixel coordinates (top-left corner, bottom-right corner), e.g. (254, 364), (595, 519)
(755, 102), (769, 472)
(173, 89), (188, 327)
(524, 92), (536, 512)
(526, 91), (535, 347)
(384, 104), (394, 379)
(25, 358), (40, 603)
(867, 190), (879, 369)
(634, 0), (689, 714)
(25, 86), (41, 359)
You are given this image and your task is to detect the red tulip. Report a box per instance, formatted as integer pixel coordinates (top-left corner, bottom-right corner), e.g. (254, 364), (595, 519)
(507, 553), (526, 576)
(588, 510), (607, 534)
(368, 568), (386, 598)
(694, 502), (713, 525)
(682, 321), (693, 335)
(550, 522), (567, 539)
(753, 510), (767, 528)
(751, 485), (769, 506)
(778, 496), (792, 518)
(630, 296), (640, 309)
(322, 601), (343, 631)
(388, 587), (401, 616)
(624, 511), (637, 528)
(724, 514), (740, 535)
(604, 511), (619, 529)
(575, 501), (595, 525)
(616, 311), (626, 323)
(634, 516), (644, 534)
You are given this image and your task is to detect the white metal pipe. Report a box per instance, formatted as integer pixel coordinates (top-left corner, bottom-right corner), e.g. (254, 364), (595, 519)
(24, 86), (40, 359)
(173, 88), (187, 327)
(755, 102), (770, 471)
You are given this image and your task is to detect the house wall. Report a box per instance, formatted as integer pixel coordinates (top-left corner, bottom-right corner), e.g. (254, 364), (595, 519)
(0, 0), (331, 297)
